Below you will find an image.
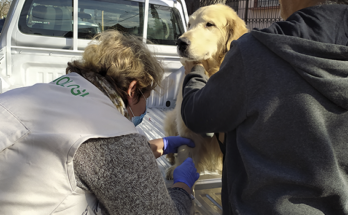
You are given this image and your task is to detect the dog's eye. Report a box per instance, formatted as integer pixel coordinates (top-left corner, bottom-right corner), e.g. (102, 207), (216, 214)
(206, 22), (215, 27)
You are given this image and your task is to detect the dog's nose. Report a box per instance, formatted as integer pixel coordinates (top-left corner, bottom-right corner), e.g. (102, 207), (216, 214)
(177, 37), (190, 52)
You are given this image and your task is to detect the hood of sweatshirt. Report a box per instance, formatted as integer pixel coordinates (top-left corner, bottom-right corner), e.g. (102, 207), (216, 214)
(251, 4), (348, 110)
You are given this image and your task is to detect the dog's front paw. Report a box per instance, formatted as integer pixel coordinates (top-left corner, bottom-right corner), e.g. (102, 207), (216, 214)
(166, 153), (176, 165)
(165, 166), (176, 180)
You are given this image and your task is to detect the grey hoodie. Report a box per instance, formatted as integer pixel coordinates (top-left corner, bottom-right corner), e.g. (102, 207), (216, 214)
(181, 4), (348, 215)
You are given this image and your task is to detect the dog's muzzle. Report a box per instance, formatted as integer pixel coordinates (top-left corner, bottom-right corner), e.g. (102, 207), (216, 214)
(177, 37), (190, 57)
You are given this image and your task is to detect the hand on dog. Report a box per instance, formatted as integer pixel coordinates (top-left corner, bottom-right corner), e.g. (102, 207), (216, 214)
(163, 136), (195, 155)
(184, 61), (204, 75)
(173, 157), (200, 189)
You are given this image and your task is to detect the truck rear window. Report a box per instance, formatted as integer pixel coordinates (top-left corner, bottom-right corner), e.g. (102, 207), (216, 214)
(18, 0), (184, 45)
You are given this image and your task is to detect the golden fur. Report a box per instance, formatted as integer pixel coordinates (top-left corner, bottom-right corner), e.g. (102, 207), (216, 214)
(164, 4), (248, 179)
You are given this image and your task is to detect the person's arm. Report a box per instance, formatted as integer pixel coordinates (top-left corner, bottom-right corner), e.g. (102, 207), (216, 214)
(73, 134), (194, 215)
(148, 138), (164, 158)
(181, 41), (248, 133)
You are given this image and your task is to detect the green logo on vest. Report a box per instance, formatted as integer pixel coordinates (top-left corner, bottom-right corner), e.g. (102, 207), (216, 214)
(51, 76), (90, 97)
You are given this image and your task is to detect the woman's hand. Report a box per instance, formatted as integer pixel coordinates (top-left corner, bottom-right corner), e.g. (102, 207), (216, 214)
(148, 138), (165, 158)
(172, 157), (200, 194)
(148, 136), (195, 158)
(163, 136), (195, 154)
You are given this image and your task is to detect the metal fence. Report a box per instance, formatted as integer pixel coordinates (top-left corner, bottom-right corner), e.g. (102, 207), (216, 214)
(200, 0), (283, 29)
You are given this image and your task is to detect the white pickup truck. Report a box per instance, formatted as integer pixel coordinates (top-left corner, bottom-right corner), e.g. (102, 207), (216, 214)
(0, 0), (222, 214)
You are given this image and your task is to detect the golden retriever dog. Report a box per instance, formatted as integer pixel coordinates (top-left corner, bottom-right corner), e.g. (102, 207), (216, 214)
(164, 4), (248, 179)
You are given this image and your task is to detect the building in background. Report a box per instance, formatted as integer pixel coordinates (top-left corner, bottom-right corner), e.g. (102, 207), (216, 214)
(227, 0), (282, 29)
(186, 0), (201, 15)
(188, 0), (282, 30)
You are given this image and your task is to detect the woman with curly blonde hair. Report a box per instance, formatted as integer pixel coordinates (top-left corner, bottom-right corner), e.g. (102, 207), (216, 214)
(67, 30), (163, 118)
(0, 30), (198, 215)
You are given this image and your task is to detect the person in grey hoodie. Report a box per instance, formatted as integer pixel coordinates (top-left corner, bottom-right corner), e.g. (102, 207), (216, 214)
(181, 0), (348, 214)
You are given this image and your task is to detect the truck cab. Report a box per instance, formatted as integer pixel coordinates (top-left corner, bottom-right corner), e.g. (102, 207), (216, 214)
(0, 0), (222, 214)
(0, 0), (187, 91)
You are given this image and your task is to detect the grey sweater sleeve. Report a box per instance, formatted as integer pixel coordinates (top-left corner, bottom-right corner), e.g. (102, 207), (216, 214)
(181, 42), (248, 133)
(73, 133), (192, 215)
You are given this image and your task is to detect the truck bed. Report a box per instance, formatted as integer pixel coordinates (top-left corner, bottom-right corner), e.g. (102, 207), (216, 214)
(138, 108), (223, 215)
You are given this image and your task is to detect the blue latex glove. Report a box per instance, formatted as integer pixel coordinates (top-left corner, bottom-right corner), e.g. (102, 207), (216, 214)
(163, 136), (195, 155)
(173, 157), (200, 189)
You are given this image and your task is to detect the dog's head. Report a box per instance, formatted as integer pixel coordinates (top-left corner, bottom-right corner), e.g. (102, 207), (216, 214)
(177, 4), (248, 75)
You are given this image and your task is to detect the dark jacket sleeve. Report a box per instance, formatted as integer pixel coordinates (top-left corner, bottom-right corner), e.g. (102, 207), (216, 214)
(181, 41), (248, 133)
(73, 133), (192, 215)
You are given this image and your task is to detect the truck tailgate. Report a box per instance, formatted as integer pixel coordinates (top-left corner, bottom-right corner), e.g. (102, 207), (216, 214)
(138, 108), (223, 215)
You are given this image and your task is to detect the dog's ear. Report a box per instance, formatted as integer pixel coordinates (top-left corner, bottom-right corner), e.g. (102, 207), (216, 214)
(225, 17), (248, 52)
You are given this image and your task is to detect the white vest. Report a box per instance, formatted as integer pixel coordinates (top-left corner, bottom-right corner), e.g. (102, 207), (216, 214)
(0, 73), (138, 215)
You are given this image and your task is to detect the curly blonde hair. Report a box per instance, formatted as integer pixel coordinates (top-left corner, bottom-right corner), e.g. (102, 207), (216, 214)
(66, 30), (164, 105)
